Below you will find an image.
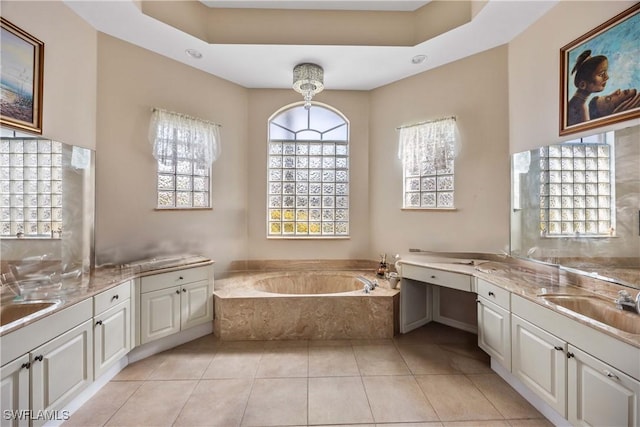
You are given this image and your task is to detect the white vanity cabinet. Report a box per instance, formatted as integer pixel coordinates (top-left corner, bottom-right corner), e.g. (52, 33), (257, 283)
(0, 354), (30, 427)
(30, 320), (93, 426)
(511, 314), (567, 417)
(93, 281), (131, 379)
(476, 279), (511, 370)
(568, 345), (639, 427)
(139, 265), (213, 344)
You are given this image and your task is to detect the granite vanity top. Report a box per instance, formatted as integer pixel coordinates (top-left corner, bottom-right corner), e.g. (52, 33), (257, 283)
(0, 255), (213, 336)
(398, 253), (640, 348)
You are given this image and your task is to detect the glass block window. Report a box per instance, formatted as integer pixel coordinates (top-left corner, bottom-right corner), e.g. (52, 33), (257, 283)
(0, 139), (63, 238)
(267, 103), (349, 238)
(539, 139), (615, 237)
(399, 117), (457, 209)
(157, 145), (210, 209)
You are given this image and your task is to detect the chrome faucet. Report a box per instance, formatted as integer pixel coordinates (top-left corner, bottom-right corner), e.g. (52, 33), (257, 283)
(357, 276), (378, 293)
(614, 290), (640, 313)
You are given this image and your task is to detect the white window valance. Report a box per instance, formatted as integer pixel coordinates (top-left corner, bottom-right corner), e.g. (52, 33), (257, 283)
(397, 116), (458, 173)
(148, 108), (221, 169)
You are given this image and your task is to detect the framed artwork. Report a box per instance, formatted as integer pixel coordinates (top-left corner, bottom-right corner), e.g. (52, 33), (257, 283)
(559, 3), (640, 136)
(1, 18), (44, 134)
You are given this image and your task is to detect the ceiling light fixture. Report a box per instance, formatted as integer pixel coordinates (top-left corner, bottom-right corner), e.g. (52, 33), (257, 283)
(185, 49), (203, 59)
(293, 63), (324, 109)
(411, 54), (427, 65)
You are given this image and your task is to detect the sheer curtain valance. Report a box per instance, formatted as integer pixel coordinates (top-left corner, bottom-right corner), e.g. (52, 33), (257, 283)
(148, 108), (221, 169)
(397, 116), (458, 173)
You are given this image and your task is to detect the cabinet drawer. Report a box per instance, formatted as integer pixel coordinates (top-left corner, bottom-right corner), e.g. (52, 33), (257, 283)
(94, 281), (131, 315)
(477, 278), (510, 310)
(402, 264), (472, 292)
(140, 265), (210, 294)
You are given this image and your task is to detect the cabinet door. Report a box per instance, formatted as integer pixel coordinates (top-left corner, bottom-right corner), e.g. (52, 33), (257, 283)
(30, 319), (93, 427)
(140, 286), (180, 344)
(0, 354), (30, 427)
(477, 296), (511, 370)
(512, 314), (567, 417)
(400, 278), (433, 333)
(568, 345), (640, 427)
(180, 280), (213, 330)
(94, 299), (131, 378)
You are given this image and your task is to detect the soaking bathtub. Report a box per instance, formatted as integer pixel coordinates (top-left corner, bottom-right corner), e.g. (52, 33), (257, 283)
(213, 268), (400, 341)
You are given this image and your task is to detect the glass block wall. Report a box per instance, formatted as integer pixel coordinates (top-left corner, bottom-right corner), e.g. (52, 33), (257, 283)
(267, 104), (349, 237)
(157, 141), (210, 209)
(0, 139), (63, 238)
(403, 159), (455, 208)
(539, 143), (614, 236)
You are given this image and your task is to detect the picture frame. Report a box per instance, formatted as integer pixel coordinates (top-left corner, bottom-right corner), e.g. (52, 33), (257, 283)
(1, 18), (44, 134)
(559, 3), (640, 136)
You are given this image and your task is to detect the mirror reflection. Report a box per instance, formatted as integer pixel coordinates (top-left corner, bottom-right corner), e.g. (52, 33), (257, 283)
(0, 133), (95, 298)
(511, 124), (640, 289)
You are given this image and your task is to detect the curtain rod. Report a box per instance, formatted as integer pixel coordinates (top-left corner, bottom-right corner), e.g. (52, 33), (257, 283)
(151, 107), (222, 127)
(396, 115), (456, 130)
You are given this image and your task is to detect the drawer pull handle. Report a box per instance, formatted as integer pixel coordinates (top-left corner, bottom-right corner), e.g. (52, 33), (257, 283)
(430, 275), (436, 279)
(476, 299), (481, 304)
(488, 291), (495, 297)
(21, 362), (31, 370)
(554, 346), (563, 351)
(604, 370), (619, 380)
(176, 289), (181, 294)
(96, 320), (103, 326)
(567, 352), (575, 359)
(34, 355), (43, 362)
(179, 276), (184, 280)
(111, 294), (119, 301)
(182, 288), (187, 293)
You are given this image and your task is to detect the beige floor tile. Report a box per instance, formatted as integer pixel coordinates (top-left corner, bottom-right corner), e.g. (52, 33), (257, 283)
(350, 338), (395, 346)
(353, 345), (410, 375)
(263, 339), (309, 349)
(241, 378), (307, 426)
(443, 421), (510, 427)
(64, 381), (142, 427)
(172, 334), (220, 353)
(394, 322), (477, 346)
(308, 339), (352, 347)
(378, 424), (443, 427)
(507, 418), (555, 427)
(397, 344), (461, 375)
(468, 374), (544, 420)
(111, 353), (168, 381)
(363, 375), (439, 423)
(202, 348), (263, 379)
(105, 380), (197, 426)
(256, 347), (308, 378)
(439, 342), (491, 361)
(416, 374), (503, 421)
(308, 376), (374, 425)
(148, 351), (214, 380)
(218, 340), (267, 350)
(309, 346), (360, 377)
(173, 379), (252, 426)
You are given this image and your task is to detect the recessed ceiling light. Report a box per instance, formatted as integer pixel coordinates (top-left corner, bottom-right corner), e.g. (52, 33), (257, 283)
(185, 49), (203, 59)
(411, 54), (427, 65)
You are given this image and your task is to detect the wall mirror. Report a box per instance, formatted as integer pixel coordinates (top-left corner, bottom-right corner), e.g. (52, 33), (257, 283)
(511, 124), (640, 290)
(1, 130), (95, 297)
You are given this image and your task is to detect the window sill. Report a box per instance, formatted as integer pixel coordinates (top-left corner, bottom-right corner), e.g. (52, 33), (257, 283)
(154, 207), (213, 211)
(401, 208), (458, 211)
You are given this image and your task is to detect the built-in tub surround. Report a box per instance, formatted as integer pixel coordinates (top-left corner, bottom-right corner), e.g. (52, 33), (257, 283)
(214, 261), (399, 341)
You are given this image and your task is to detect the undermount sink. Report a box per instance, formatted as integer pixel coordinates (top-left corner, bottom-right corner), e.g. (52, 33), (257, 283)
(538, 294), (640, 335)
(0, 299), (62, 332)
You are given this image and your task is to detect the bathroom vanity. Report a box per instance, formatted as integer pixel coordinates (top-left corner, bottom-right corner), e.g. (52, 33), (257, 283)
(397, 252), (640, 426)
(0, 257), (213, 427)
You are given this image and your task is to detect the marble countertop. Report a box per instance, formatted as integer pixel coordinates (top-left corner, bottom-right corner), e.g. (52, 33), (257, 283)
(0, 255), (213, 337)
(397, 253), (640, 348)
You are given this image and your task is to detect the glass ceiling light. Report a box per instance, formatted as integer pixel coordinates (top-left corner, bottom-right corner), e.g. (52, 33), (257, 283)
(293, 63), (324, 109)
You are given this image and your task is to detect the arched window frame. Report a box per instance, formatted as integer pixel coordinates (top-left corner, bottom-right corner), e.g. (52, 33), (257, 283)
(266, 102), (350, 238)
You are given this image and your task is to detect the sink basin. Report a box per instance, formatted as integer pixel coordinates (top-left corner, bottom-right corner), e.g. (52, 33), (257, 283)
(538, 294), (640, 335)
(0, 300), (62, 332)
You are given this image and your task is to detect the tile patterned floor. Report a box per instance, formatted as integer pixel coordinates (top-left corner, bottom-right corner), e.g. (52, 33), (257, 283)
(64, 323), (553, 427)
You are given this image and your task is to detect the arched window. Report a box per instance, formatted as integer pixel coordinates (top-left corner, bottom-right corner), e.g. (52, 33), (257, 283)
(267, 103), (349, 238)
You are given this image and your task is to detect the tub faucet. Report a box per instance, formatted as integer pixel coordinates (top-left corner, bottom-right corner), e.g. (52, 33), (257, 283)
(614, 290), (640, 314)
(357, 276), (378, 293)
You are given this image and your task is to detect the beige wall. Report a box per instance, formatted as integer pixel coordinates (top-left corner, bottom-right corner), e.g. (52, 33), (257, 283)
(368, 46), (512, 259)
(1, 1), (97, 149)
(94, 34), (249, 273)
(246, 90), (372, 260)
(508, 0), (639, 154)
